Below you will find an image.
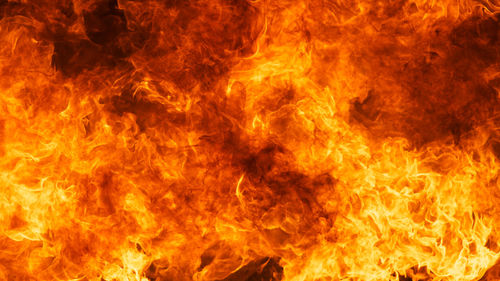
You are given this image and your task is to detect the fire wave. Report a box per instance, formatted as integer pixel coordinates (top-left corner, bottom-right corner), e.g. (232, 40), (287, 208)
(0, 0), (499, 280)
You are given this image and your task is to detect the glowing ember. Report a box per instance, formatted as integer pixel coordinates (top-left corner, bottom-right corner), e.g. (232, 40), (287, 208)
(0, 0), (499, 280)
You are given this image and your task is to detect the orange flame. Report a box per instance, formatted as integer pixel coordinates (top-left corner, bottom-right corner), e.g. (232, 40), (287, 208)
(0, 0), (499, 280)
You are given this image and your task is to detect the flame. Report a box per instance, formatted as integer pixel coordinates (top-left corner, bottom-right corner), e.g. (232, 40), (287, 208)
(0, 0), (499, 280)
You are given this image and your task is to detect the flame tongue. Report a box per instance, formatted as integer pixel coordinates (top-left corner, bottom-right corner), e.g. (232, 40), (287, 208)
(0, 0), (499, 280)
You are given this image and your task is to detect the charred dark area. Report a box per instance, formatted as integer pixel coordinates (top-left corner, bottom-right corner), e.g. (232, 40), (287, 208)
(350, 11), (500, 150)
(1, 0), (260, 86)
(145, 256), (283, 281)
(219, 257), (283, 281)
(480, 259), (500, 281)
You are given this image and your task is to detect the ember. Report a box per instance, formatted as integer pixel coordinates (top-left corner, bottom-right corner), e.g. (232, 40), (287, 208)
(0, 0), (499, 281)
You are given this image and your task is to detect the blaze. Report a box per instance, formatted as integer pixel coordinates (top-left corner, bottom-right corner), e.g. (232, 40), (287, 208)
(0, 0), (499, 280)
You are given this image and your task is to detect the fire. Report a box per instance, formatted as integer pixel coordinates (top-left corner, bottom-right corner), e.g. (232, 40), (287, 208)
(0, 0), (499, 280)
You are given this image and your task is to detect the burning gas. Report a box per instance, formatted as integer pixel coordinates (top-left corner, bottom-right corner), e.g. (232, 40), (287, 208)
(0, 0), (499, 280)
